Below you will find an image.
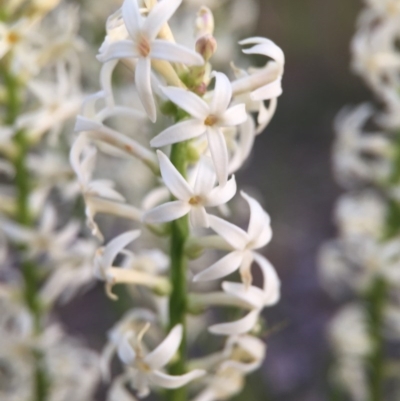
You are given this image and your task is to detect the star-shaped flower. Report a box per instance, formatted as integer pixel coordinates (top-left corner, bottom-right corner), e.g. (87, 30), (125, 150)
(193, 192), (272, 286)
(117, 324), (205, 397)
(97, 0), (204, 122)
(150, 72), (247, 185)
(143, 151), (236, 227)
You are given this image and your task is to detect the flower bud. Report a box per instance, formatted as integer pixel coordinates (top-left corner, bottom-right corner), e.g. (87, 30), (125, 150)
(195, 34), (217, 62)
(195, 6), (214, 38)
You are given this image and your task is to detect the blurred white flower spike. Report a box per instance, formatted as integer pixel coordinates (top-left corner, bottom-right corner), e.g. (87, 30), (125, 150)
(70, 0), (284, 400)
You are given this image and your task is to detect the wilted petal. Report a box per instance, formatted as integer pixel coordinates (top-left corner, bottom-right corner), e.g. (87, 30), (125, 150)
(211, 72), (232, 116)
(135, 57), (156, 122)
(102, 230), (141, 269)
(193, 251), (243, 282)
(208, 215), (249, 250)
(143, 0), (181, 40)
(160, 86), (209, 120)
(157, 150), (193, 199)
(151, 40), (203, 66)
(208, 310), (259, 335)
(144, 324), (182, 370)
(150, 119), (205, 147)
(241, 191), (272, 249)
(219, 104), (247, 127)
(122, 0), (142, 38)
(207, 127), (229, 186)
(143, 201), (191, 223)
(148, 369), (205, 389)
(189, 206), (209, 227)
(206, 176), (236, 207)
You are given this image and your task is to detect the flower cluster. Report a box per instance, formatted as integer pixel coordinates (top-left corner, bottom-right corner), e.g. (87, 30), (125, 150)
(319, 1), (400, 399)
(0, 2), (100, 400)
(71, 0), (284, 399)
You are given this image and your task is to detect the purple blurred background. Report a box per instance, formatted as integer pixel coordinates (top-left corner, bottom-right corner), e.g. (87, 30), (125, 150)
(59, 1), (372, 400)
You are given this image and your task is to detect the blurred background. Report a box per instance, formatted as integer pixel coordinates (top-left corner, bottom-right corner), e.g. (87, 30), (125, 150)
(60, 1), (371, 400)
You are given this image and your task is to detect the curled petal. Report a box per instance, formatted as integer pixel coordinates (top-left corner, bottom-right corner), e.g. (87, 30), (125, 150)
(157, 151), (193, 200)
(143, 201), (191, 223)
(150, 119), (206, 147)
(148, 369), (205, 389)
(251, 78), (282, 102)
(253, 252), (280, 305)
(222, 281), (265, 309)
(144, 324), (182, 370)
(193, 251), (243, 282)
(241, 191), (272, 249)
(210, 72), (232, 116)
(160, 86), (209, 120)
(135, 57), (156, 122)
(117, 334), (136, 365)
(97, 40), (139, 63)
(208, 215), (249, 250)
(151, 40), (203, 66)
(208, 309), (259, 335)
(240, 37), (285, 67)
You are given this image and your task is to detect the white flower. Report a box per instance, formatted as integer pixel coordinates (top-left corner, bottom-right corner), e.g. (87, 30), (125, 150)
(151, 72), (247, 185)
(231, 37), (284, 101)
(94, 231), (171, 299)
(117, 324), (205, 397)
(193, 192), (272, 286)
(143, 151), (236, 227)
(97, 0), (204, 122)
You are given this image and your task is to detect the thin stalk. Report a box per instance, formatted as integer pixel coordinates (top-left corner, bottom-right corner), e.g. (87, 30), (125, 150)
(167, 141), (189, 401)
(365, 274), (387, 401)
(2, 64), (49, 401)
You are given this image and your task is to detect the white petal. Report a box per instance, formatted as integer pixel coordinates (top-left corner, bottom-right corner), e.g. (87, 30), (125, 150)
(122, 0), (142, 38)
(135, 57), (156, 122)
(102, 230), (141, 269)
(207, 127), (228, 186)
(160, 86), (209, 120)
(98, 40), (139, 63)
(222, 281), (265, 309)
(148, 369), (205, 389)
(117, 334), (136, 365)
(194, 156), (216, 195)
(193, 251), (243, 282)
(189, 207), (209, 228)
(157, 150), (193, 200)
(100, 60), (119, 107)
(241, 191), (272, 249)
(143, 0), (181, 40)
(208, 215), (249, 250)
(208, 309), (259, 335)
(240, 37), (285, 67)
(251, 78), (282, 102)
(206, 175), (236, 207)
(144, 324), (182, 370)
(219, 104), (248, 126)
(151, 40), (204, 66)
(253, 252), (280, 305)
(150, 119), (205, 147)
(210, 72), (232, 116)
(143, 201), (191, 223)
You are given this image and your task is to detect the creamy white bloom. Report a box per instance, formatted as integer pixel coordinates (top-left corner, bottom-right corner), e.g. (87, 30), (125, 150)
(151, 72), (247, 185)
(143, 151), (236, 227)
(117, 324), (205, 397)
(193, 192), (272, 286)
(97, 0), (204, 122)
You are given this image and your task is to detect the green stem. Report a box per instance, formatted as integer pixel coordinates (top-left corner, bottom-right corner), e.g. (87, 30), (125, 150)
(2, 64), (49, 401)
(365, 277), (387, 401)
(167, 141), (189, 401)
